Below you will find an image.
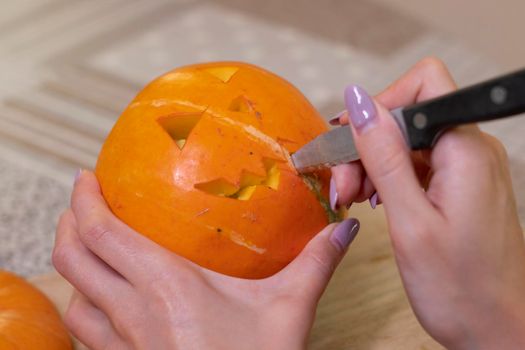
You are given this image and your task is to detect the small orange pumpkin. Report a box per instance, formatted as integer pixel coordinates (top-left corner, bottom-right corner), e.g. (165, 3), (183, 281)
(0, 270), (72, 349)
(96, 62), (340, 278)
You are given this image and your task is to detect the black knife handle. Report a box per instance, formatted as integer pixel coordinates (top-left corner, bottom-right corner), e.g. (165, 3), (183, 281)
(402, 68), (525, 149)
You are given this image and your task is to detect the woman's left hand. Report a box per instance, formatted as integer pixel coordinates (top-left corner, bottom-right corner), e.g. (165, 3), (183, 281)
(53, 170), (359, 350)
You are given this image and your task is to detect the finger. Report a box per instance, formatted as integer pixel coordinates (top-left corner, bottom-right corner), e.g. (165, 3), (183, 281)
(329, 110), (348, 125)
(376, 57), (458, 109)
(278, 218), (360, 302)
(71, 170), (185, 284)
(355, 175), (376, 204)
(331, 151), (429, 208)
(65, 291), (125, 350)
(344, 85), (434, 226)
(53, 209), (133, 313)
(330, 162), (366, 208)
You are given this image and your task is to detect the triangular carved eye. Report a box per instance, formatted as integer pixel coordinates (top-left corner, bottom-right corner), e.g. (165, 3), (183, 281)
(202, 66), (239, 83)
(228, 95), (262, 120)
(157, 112), (202, 149)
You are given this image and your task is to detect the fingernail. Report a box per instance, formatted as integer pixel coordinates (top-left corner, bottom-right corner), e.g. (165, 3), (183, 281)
(329, 177), (338, 211)
(345, 85), (376, 129)
(74, 169), (83, 184)
(329, 110), (346, 125)
(330, 218), (360, 251)
(369, 192), (378, 209)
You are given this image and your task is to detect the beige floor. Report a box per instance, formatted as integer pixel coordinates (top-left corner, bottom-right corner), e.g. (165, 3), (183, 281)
(375, 0), (525, 70)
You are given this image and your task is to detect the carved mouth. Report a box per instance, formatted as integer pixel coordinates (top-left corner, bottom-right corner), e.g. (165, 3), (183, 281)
(194, 158), (280, 201)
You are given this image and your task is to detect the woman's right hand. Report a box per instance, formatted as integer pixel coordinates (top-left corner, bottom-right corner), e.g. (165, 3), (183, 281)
(332, 58), (525, 349)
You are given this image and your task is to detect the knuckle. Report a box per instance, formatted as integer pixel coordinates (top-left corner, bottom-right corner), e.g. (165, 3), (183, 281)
(52, 244), (73, 272)
(467, 137), (503, 172)
(149, 269), (192, 303)
(483, 133), (509, 162)
(437, 130), (505, 172)
(81, 222), (112, 244)
(63, 305), (81, 335)
(150, 287), (178, 313)
(304, 250), (336, 278)
(418, 56), (448, 74)
(369, 143), (407, 183)
(113, 310), (144, 336)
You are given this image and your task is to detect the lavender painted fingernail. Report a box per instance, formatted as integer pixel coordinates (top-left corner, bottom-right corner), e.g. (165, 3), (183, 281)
(329, 177), (338, 211)
(330, 218), (360, 251)
(329, 110), (346, 125)
(74, 169), (82, 184)
(369, 192), (378, 209)
(345, 85), (376, 129)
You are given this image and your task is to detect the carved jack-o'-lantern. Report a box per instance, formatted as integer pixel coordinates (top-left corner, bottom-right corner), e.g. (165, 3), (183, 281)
(96, 62), (339, 279)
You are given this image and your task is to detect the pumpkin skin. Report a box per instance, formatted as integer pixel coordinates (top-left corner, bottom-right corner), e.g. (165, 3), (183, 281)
(96, 62), (337, 279)
(0, 270), (72, 349)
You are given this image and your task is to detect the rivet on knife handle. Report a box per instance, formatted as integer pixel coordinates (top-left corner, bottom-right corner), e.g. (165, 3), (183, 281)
(402, 68), (525, 149)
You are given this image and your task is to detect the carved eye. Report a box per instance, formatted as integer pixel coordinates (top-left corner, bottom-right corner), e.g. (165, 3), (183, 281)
(157, 112), (202, 149)
(201, 66), (239, 83)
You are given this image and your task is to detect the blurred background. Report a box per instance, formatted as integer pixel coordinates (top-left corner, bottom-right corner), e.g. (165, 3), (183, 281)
(1, 0), (524, 278)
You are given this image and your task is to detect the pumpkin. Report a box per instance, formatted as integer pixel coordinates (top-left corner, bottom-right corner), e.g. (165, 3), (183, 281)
(96, 62), (340, 279)
(0, 270), (72, 349)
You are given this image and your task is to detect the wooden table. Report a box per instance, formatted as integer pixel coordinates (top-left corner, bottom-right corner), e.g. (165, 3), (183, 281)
(30, 204), (443, 349)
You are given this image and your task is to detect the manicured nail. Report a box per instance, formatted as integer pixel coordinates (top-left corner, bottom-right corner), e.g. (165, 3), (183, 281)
(329, 177), (338, 211)
(329, 110), (346, 125)
(369, 192), (378, 209)
(74, 169), (83, 184)
(345, 85), (376, 129)
(330, 218), (360, 251)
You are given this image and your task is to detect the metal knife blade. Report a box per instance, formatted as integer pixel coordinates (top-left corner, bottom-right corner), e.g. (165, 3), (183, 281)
(291, 107), (406, 173)
(291, 125), (357, 174)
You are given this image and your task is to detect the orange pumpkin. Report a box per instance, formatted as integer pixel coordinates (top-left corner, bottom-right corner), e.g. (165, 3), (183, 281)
(0, 270), (72, 349)
(96, 62), (340, 279)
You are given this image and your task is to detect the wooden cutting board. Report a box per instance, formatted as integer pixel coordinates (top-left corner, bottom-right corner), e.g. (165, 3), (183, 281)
(30, 204), (444, 349)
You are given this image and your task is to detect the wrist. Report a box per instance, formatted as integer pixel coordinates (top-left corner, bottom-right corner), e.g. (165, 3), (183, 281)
(453, 298), (525, 350)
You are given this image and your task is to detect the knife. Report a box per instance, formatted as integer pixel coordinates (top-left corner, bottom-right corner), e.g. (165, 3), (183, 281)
(292, 67), (525, 173)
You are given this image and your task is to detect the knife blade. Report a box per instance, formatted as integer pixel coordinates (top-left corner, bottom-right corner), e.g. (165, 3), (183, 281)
(292, 67), (525, 174)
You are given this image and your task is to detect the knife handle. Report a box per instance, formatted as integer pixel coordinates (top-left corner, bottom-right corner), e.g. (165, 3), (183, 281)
(401, 68), (525, 150)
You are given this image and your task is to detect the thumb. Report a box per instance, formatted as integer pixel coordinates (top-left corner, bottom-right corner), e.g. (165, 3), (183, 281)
(279, 218), (360, 301)
(344, 85), (432, 223)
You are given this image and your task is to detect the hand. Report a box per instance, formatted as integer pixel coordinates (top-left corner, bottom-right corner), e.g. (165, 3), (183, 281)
(332, 57), (525, 349)
(53, 171), (360, 350)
